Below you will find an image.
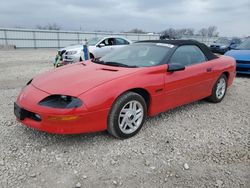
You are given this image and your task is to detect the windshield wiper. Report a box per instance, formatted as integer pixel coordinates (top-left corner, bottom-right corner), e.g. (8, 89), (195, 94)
(92, 59), (137, 68)
(91, 58), (105, 64)
(104, 61), (138, 68)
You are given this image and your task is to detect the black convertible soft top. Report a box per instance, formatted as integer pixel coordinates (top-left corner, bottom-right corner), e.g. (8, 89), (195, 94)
(136, 40), (218, 61)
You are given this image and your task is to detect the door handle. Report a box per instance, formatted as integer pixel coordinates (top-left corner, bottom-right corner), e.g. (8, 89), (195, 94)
(206, 68), (212, 72)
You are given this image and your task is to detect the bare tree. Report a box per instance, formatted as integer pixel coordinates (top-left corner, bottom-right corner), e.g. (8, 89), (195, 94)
(207, 26), (219, 37)
(198, 26), (219, 37)
(36, 23), (61, 30)
(183, 28), (195, 36)
(198, 28), (208, 37)
(161, 26), (219, 38)
(161, 28), (179, 39)
(161, 28), (195, 39)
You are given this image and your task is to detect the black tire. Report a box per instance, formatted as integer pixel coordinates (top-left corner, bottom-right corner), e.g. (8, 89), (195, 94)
(206, 74), (228, 103)
(107, 92), (147, 139)
(89, 53), (94, 59)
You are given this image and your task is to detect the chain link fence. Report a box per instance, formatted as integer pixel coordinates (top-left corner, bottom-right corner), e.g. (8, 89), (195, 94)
(0, 28), (218, 49)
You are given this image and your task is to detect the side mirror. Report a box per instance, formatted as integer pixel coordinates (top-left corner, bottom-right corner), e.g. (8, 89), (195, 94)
(98, 43), (105, 48)
(167, 63), (185, 72)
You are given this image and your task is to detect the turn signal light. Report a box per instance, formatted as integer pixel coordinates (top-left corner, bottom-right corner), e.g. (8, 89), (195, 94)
(48, 115), (79, 121)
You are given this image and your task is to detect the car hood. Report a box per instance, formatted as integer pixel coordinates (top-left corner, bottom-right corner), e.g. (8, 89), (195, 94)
(32, 61), (141, 96)
(225, 50), (250, 61)
(60, 45), (82, 51)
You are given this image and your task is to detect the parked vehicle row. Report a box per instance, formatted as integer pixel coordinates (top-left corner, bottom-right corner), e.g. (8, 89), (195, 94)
(225, 38), (250, 74)
(54, 36), (249, 75)
(209, 37), (242, 54)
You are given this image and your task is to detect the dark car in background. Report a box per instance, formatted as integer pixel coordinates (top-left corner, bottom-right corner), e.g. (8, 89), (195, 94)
(210, 37), (242, 54)
(225, 38), (250, 74)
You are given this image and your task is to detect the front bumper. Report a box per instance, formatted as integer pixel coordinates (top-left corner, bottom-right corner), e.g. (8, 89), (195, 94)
(236, 63), (250, 74)
(15, 103), (109, 134)
(62, 53), (81, 63)
(54, 52), (81, 67)
(14, 85), (109, 134)
(210, 47), (228, 54)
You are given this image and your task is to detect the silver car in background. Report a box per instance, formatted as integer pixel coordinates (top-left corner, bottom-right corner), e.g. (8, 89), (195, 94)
(58, 36), (131, 63)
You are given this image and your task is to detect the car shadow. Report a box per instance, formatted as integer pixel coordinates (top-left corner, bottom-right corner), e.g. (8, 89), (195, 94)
(20, 126), (113, 144)
(236, 73), (250, 78)
(144, 100), (209, 128)
(18, 99), (212, 145)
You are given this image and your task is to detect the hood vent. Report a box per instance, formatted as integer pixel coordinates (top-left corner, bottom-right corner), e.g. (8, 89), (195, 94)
(99, 68), (118, 72)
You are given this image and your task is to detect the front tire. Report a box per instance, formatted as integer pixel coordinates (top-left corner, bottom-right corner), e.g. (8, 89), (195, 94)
(108, 92), (147, 139)
(207, 74), (228, 103)
(89, 53), (94, 59)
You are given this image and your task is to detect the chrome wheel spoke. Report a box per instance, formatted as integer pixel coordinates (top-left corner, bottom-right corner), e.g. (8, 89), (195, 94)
(127, 123), (134, 129)
(128, 101), (136, 110)
(123, 123), (129, 130)
(120, 118), (126, 129)
(132, 102), (137, 111)
(119, 113), (126, 118)
(121, 109), (129, 114)
(135, 113), (143, 121)
(136, 109), (142, 114)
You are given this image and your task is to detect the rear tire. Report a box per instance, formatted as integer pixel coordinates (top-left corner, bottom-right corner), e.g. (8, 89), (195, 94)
(108, 92), (147, 139)
(206, 74), (228, 103)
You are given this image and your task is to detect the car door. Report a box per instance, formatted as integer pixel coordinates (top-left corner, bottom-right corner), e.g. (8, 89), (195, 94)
(162, 45), (214, 110)
(94, 38), (115, 58)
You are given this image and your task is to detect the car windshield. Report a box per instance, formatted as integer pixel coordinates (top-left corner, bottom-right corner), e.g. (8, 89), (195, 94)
(94, 43), (172, 67)
(88, 37), (101, 46)
(215, 38), (230, 44)
(236, 39), (250, 50)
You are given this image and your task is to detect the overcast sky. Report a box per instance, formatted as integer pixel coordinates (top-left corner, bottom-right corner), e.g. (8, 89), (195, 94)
(0, 0), (249, 36)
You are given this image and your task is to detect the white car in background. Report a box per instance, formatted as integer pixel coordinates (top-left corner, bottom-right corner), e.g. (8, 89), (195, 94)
(58, 36), (131, 62)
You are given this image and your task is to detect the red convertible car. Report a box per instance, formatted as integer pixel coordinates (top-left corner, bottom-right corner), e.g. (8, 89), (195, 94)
(14, 40), (236, 139)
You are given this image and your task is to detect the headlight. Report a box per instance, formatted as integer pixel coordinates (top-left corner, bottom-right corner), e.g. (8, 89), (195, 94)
(66, 51), (78, 55)
(220, 45), (227, 49)
(38, 95), (82, 109)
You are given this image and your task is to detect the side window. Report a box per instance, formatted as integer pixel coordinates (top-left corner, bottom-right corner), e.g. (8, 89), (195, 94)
(115, 38), (129, 45)
(169, 45), (207, 66)
(100, 38), (115, 46)
(233, 39), (241, 44)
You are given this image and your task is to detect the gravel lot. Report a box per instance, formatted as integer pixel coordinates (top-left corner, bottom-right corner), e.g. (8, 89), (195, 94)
(0, 49), (249, 188)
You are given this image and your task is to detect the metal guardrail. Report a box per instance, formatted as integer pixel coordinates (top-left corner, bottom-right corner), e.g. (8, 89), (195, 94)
(0, 28), (219, 49)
